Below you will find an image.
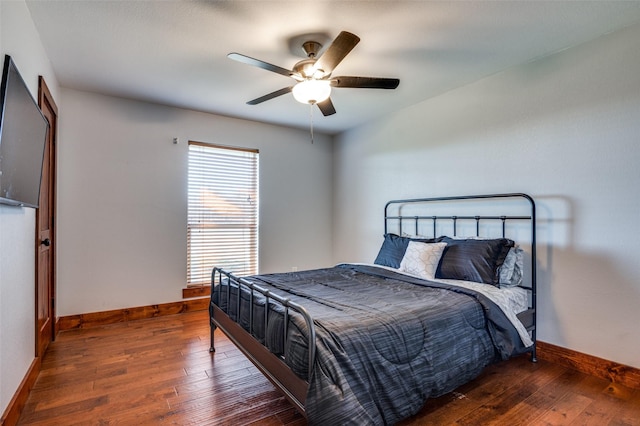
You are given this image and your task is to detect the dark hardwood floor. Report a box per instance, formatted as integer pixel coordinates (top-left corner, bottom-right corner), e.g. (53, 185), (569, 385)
(17, 310), (640, 425)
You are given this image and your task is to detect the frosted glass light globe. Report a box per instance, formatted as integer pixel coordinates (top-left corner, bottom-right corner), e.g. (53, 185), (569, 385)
(292, 79), (331, 105)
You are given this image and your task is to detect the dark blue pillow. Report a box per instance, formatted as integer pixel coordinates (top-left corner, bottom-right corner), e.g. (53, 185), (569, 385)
(435, 237), (514, 286)
(374, 234), (439, 268)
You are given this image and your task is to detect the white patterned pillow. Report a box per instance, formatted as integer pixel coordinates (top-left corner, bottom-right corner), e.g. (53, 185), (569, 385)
(499, 245), (524, 287)
(399, 241), (447, 280)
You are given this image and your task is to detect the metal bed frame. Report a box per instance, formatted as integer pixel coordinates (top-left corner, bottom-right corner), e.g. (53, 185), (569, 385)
(209, 193), (537, 418)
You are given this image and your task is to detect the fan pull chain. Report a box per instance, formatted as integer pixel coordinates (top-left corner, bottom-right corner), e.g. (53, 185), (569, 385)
(309, 103), (314, 144)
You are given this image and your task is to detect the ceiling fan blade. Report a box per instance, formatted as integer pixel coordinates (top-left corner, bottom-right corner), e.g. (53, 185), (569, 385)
(313, 31), (360, 75)
(247, 87), (293, 105)
(331, 76), (400, 89)
(316, 98), (336, 116)
(228, 53), (294, 78)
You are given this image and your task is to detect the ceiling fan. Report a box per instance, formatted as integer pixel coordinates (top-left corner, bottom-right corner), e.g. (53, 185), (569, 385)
(228, 31), (400, 116)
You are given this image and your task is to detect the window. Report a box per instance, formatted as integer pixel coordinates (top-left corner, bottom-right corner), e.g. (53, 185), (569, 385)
(187, 141), (258, 285)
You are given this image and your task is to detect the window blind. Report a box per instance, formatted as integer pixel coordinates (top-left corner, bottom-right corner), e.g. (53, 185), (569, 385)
(187, 142), (258, 285)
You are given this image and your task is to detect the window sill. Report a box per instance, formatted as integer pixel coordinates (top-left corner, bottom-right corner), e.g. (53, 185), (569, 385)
(183, 285), (211, 299)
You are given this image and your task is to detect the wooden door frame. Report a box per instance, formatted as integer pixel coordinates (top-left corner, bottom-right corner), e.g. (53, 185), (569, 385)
(36, 76), (58, 355)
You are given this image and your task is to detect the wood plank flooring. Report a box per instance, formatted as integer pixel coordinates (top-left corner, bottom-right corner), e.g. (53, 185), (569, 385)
(17, 310), (640, 425)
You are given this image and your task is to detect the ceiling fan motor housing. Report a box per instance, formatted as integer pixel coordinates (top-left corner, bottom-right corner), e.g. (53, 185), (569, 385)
(293, 58), (326, 79)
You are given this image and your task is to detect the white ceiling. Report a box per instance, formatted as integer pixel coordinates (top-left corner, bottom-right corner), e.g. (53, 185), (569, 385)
(25, 0), (640, 135)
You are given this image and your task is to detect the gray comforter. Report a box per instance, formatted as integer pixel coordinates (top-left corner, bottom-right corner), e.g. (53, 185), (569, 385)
(212, 264), (529, 425)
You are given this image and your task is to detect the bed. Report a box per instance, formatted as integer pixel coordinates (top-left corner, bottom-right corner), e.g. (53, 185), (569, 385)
(209, 193), (537, 425)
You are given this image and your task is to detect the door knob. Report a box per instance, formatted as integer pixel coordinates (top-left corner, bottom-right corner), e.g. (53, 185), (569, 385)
(41, 238), (51, 247)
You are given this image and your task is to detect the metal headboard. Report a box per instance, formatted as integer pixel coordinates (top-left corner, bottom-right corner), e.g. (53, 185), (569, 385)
(384, 193), (537, 361)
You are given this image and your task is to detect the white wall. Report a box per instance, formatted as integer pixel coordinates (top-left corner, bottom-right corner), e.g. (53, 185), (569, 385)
(57, 89), (333, 316)
(333, 22), (640, 369)
(0, 0), (60, 416)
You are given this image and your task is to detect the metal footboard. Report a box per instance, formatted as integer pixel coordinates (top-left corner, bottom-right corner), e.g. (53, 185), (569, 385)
(209, 267), (317, 383)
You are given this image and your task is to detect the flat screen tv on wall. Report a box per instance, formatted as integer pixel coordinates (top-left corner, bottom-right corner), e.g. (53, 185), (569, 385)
(0, 54), (49, 208)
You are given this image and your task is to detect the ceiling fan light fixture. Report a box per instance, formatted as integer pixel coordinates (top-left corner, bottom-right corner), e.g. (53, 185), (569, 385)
(229, 30), (399, 116)
(292, 79), (331, 105)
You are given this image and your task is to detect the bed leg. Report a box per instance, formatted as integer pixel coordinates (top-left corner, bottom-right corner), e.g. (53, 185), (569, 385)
(530, 344), (537, 363)
(209, 321), (216, 353)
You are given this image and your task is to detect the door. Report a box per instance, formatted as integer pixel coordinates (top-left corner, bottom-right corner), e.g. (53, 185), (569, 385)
(36, 77), (57, 358)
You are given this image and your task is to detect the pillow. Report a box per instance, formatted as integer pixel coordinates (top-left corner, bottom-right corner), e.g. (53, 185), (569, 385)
(444, 235), (525, 287)
(499, 245), (524, 287)
(374, 233), (439, 269)
(399, 241), (447, 280)
(436, 237), (514, 286)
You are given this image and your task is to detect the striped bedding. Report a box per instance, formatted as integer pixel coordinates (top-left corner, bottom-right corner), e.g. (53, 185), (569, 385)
(212, 264), (530, 425)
